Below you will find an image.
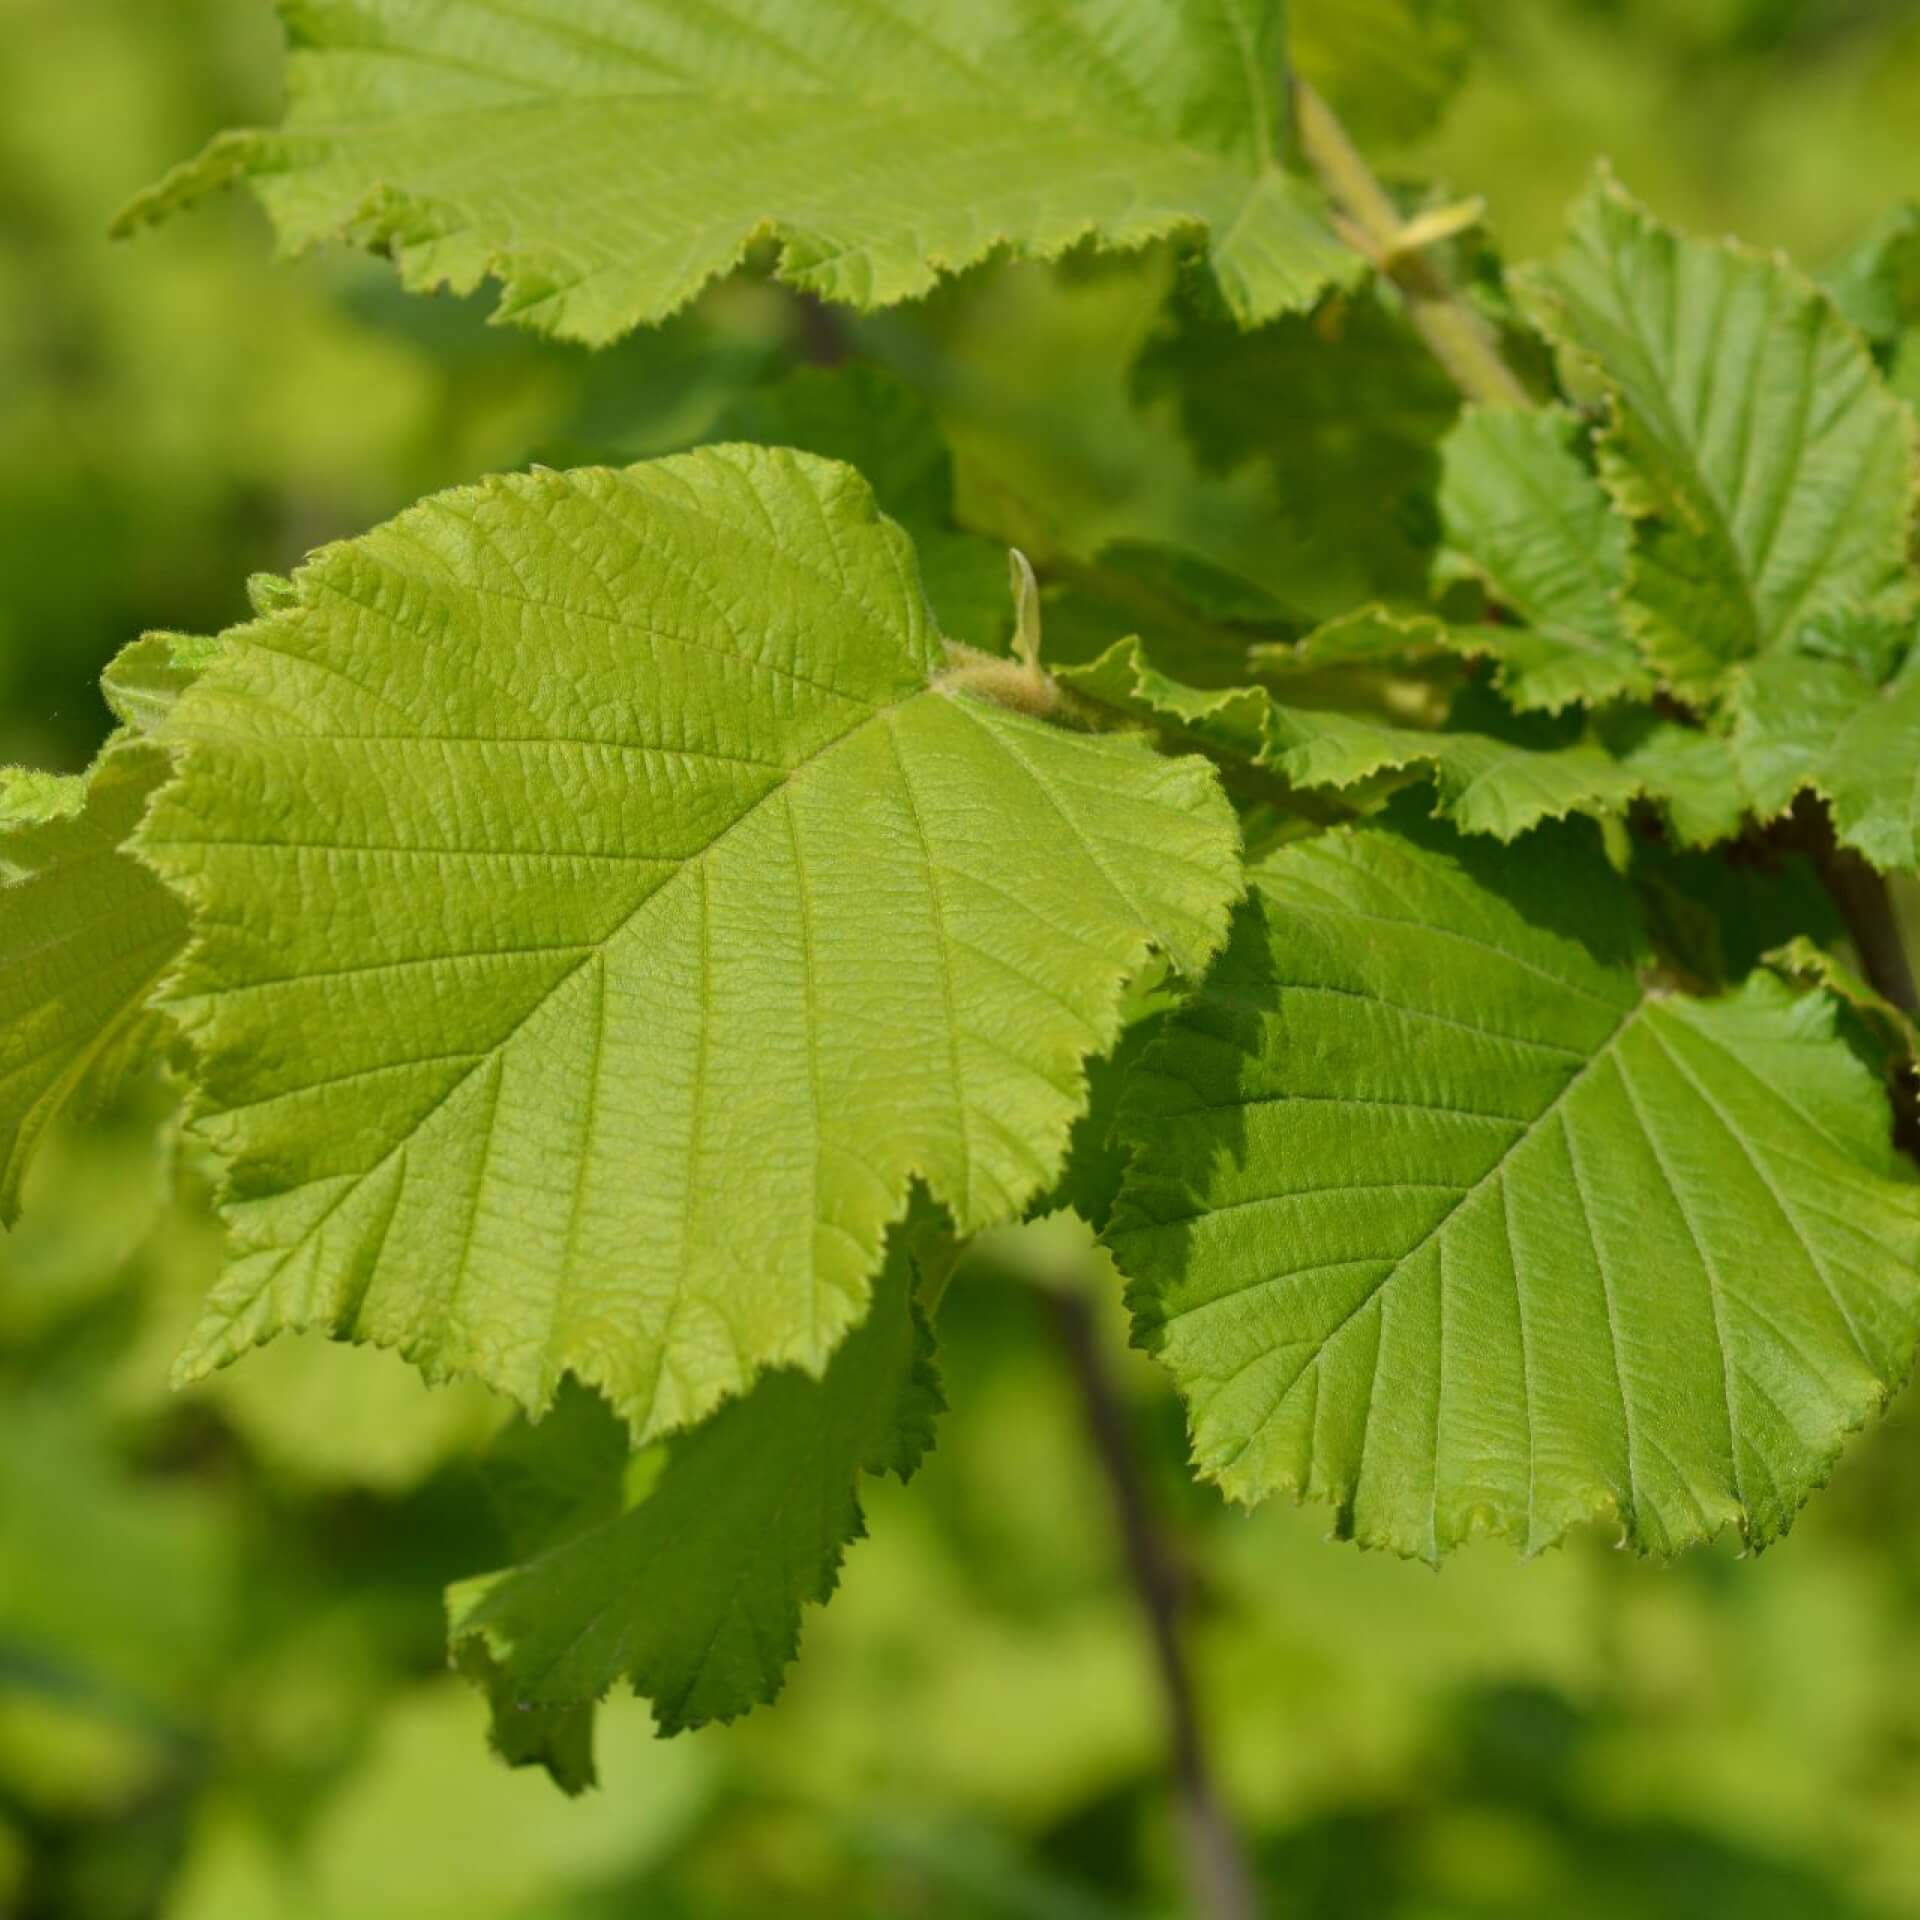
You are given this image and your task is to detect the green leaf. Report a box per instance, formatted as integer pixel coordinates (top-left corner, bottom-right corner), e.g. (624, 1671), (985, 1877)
(1108, 821), (1920, 1559)
(1603, 713), (1747, 849)
(1063, 635), (1649, 842)
(1437, 406), (1653, 712)
(1765, 935), (1919, 1086)
(121, 0), (1360, 343)
(0, 771), (84, 857)
(137, 447), (1240, 1437)
(1632, 840), (1841, 991)
(0, 630), (221, 1222)
(450, 1244), (939, 1783)
(1519, 173), (1918, 698)
(1823, 201), (1920, 395)
(1040, 967), (1182, 1236)
(875, 251), (1348, 629)
(100, 630), (225, 736)
(1723, 649), (1920, 871)
(1290, 0), (1475, 148)
(0, 725), (197, 1225)
(1136, 289), (1461, 612)
(710, 365), (1007, 649)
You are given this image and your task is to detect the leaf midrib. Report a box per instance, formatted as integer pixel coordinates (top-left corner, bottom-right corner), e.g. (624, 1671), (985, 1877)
(182, 667), (957, 1336)
(1194, 985), (1656, 1466)
(289, 88), (1266, 187)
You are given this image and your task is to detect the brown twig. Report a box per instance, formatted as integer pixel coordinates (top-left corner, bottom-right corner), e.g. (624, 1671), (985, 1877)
(1043, 1282), (1261, 1920)
(1808, 834), (1920, 1023)
(1783, 800), (1920, 1160)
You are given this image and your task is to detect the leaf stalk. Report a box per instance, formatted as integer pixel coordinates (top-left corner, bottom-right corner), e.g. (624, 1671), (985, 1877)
(1293, 78), (1531, 412)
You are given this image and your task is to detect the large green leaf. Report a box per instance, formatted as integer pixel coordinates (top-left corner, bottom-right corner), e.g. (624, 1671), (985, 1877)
(1108, 821), (1920, 1560)
(121, 0), (1359, 343)
(0, 633), (216, 1224)
(1520, 175), (1918, 698)
(137, 447), (1240, 1438)
(451, 1245), (939, 1785)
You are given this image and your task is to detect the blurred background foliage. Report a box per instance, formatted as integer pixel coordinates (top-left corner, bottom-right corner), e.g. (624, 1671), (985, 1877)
(7, 0), (1920, 1915)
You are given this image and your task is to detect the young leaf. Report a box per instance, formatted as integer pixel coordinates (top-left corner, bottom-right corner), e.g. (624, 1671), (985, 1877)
(137, 447), (1241, 1438)
(1520, 173), (1918, 698)
(1823, 201), (1920, 409)
(1765, 935), (1919, 1086)
(1437, 406), (1652, 712)
(1064, 636), (1649, 841)
(1724, 649), (1920, 873)
(1108, 821), (1920, 1560)
(450, 1243), (940, 1787)
(121, 0), (1359, 343)
(0, 632), (215, 1223)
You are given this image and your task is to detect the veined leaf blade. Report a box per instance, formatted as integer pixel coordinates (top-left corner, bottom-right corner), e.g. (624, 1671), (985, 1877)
(136, 446), (1241, 1438)
(120, 0), (1360, 340)
(1108, 822), (1920, 1560)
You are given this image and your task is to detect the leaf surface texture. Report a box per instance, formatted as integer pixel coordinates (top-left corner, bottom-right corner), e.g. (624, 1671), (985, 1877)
(0, 633), (214, 1222)
(1437, 406), (1651, 713)
(1109, 822), (1920, 1558)
(124, 0), (1358, 341)
(138, 446), (1240, 1435)
(451, 1246), (939, 1782)
(1521, 176), (1917, 697)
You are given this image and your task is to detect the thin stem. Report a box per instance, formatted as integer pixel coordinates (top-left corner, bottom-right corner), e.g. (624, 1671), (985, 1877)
(1782, 798), (1920, 1158)
(1042, 1281), (1261, 1920)
(1821, 850), (1920, 1021)
(1293, 78), (1531, 413)
(791, 290), (851, 367)
(1824, 858), (1920, 1162)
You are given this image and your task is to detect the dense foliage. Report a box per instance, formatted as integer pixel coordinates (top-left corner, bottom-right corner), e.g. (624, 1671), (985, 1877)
(10, 2), (1920, 1915)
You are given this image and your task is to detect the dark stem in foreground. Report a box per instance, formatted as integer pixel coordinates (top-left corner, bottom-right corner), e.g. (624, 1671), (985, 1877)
(1812, 840), (1920, 1022)
(1043, 1282), (1261, 1920)
(1793, 805), (1920, 1161)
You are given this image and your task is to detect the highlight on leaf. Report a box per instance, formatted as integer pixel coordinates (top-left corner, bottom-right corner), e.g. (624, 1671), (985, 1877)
(133, 444), (1241, 1439)
(0, 631), (215, 1223)
(119, 0), (1362, 344)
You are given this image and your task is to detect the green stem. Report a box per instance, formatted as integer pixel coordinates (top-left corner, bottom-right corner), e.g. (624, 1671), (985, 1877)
(1293, 78), (1531, 413)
